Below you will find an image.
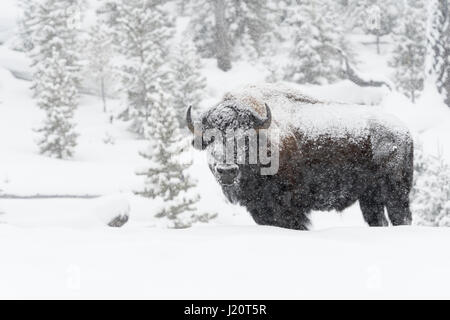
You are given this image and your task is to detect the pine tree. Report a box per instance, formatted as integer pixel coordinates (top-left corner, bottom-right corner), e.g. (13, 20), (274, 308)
(17, 0), (36, 52)
(35, 49), (79, 159)
(108, 0), (174, 137)
(231, 0), (274, 60)
(425, 0), (449, 107)
(185, 0), (216, 59)
(22, 0), (83, 159)
(86, 22), (115, 113)
(332, 0), (366, 31)
(412, 146), (450, 226)
(135, 94), (214, 228)
(185, 0), (231, 71)
(334, 1), (403, 54)
(390, 1), (427, 103)
(446, 21), (450, 108)
(187, 0), (274, 71)
(283, 0), (347, 85)
(362, 0), (399, 54)
(170, 38), (206, 129)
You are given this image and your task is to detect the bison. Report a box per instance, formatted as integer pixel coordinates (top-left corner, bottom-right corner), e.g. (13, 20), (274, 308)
(187, 83), (413, 230)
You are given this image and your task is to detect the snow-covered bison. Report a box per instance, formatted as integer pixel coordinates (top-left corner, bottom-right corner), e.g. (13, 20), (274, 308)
(187, 83), (413, 230)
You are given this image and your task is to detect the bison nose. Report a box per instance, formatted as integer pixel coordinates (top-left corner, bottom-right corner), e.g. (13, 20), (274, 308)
(215, 164), (239, 185)
(216, 164), (238, 175)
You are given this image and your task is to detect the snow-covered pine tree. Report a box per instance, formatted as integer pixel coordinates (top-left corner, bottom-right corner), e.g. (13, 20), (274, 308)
(202, 0), (232, 71)
(425, 0), (449, 107)
(263, 0), (305, 82)
(87, 22), (115, 113)
(283, 0), (347, 85)
(187, 0), (274, 71)
(184, 0), (216, 60)
(135, 94), (214, 228)
(185, 0), (231, 71)
(17, 0), (36, 52)
(412, 146), (450, 226)
(283, 2), (322, 84)
(108, 0), (174, 137)
(231, 0), (274, 60)
(447, 16), (450, 108)
(35, 48), (79, 159)
(331, 0), (366, 31)
(362, 0), (399, 54)
(336, 0), (403, 54)
(389, 0), (427, 103)
(22, 0), (83, 159)
(170, 38), (206, 129)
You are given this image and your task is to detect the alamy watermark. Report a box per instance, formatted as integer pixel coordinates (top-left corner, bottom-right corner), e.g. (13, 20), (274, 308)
(192, 127), (280, 176)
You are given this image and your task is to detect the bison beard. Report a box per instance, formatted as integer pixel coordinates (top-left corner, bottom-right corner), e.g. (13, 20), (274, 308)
(187, 84), (414, 230)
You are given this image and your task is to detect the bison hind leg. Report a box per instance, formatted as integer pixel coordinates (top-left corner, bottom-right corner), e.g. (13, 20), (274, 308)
(386, 198), (412, 226)
(359, 186), (389, 227)
(385, 182), (412, 226)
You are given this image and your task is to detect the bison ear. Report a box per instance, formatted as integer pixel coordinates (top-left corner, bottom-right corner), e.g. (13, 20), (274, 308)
(254, 103), (272, 130)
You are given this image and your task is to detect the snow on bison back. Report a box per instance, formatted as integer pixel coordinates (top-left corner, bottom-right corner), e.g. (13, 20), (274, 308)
(187, 83), (414, 230)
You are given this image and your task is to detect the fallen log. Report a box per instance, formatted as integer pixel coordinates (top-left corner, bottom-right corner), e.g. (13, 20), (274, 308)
(0, 194), (102, 199)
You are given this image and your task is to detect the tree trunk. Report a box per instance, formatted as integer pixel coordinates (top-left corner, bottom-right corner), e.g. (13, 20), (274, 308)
(101, 77), (107, 113)
(0, 194), (101, 199)
(213, 0), (232, 72)
(376, 34), (380, 55)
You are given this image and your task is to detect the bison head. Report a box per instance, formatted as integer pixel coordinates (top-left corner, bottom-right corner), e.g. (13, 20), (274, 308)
(186, 102), (272, 186)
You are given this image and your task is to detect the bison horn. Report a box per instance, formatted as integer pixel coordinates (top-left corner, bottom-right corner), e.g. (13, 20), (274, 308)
(186, 105), (195, 134)
(255, 103), (272, 130)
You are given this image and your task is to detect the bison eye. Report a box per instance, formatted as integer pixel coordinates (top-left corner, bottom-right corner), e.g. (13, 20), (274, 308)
(191, 138), (206, 151)
(191, 137), (213, 151)
(200, 136), (215, 150)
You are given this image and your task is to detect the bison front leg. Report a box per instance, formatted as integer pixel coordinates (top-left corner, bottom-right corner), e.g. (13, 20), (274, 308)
(274, 193), (311, 230)
(251, 209), (310, 230)
(249, 197), (310, 230)
(246, 187), (310, 230)
(275, 211), (310, 230)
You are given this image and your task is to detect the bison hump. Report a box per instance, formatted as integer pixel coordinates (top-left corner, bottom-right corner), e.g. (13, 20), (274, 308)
(223, 83), (411, 148)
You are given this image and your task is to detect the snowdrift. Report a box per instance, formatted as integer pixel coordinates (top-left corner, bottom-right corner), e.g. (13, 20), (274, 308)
(0, 224), (449, 299)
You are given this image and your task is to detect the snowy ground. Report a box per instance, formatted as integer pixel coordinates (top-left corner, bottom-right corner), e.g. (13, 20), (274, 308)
(1, 224), (450, 299)
(1, 1), (450, 299)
